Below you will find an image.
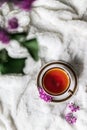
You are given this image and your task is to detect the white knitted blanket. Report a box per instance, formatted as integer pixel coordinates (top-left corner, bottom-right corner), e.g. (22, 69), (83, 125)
(0, 0), (87, 130)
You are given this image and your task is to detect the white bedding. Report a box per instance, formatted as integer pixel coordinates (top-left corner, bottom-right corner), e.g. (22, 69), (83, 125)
(0, 0), (87, 130)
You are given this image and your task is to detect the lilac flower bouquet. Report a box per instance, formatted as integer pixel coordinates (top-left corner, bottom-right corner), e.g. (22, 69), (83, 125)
(0, 0), (39, 75)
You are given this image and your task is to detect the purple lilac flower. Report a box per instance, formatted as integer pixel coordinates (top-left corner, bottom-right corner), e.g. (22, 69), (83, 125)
(68, 103), (80, 112)
(8, 17), (19, 29)
(0, 28), (10, 44)
(13, 0), (36, 10)
(65, 113), (77, 124)
(38, 87), (52, 102)
(0, 0), (36, 10)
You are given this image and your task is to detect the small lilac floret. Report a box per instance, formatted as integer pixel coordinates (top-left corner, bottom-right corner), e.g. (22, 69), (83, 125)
(38, 87), (52, 102)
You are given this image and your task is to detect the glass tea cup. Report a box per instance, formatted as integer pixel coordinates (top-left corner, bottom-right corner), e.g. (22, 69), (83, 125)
(37, 61), (77, 102)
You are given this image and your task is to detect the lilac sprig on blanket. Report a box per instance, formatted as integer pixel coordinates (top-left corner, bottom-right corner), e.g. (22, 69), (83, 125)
(65, 102), (80, 125)
(65, 113), (77, 124)
(38, 87), (53, 102)
(68, 102), (80, 112)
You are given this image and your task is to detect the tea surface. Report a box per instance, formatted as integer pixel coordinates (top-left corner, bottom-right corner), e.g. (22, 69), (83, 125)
(42, 68), (70, 95)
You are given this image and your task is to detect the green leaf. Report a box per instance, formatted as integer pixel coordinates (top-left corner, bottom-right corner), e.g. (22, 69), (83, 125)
(10, 32), (39, 61)
(21, 38), (39, 61)
(0, 49), (8, 63)
(0, 49), (26, 74)
(10, 33), (27, 42)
